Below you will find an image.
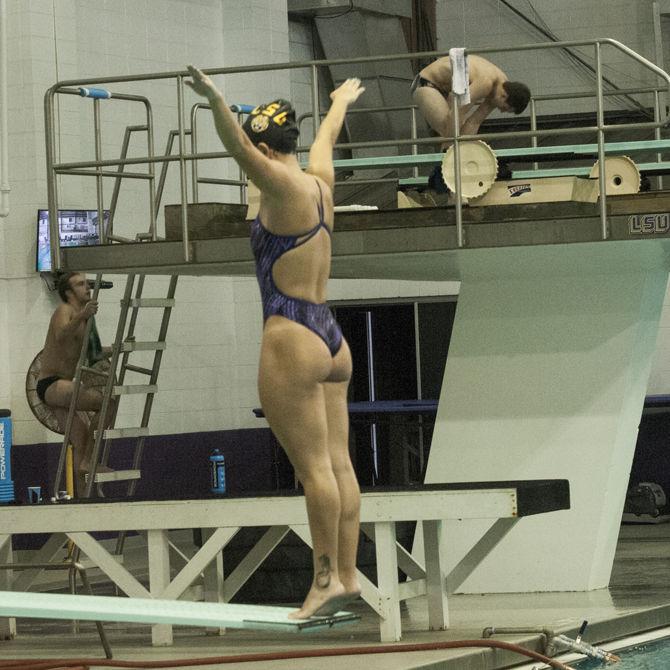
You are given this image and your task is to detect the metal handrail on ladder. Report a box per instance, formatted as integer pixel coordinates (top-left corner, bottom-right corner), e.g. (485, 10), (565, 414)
(82, 272), (177, 499)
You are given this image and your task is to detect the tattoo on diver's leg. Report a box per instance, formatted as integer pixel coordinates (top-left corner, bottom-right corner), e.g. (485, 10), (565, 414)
(316, 554), (332, 588)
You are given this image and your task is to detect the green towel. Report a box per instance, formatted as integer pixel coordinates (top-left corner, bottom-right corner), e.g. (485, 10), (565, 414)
(87, 316), (104, 365)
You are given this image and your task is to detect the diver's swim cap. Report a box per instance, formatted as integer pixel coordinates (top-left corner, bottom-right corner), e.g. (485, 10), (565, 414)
(242, 99), (299, 154)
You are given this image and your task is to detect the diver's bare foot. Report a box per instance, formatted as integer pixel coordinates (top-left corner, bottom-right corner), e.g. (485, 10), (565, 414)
(340, 577), (362, 600)
(288, 582), (346, 619)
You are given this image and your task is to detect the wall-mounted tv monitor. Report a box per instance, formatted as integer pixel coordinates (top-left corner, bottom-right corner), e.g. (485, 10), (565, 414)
(36, 209), (110, 272)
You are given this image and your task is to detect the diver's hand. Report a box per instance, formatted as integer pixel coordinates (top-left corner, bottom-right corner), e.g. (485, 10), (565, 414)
(330, 78), (365, 106)
(82, 300), (98, 319)
(185, 65), (221, 101)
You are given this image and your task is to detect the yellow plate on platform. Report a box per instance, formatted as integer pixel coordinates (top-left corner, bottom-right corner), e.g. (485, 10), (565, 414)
(442, 140), (498, 198)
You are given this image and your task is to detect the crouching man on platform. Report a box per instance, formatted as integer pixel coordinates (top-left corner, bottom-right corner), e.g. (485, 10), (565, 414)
(37, 272), (115, 495)
(411, 53), (530, 144)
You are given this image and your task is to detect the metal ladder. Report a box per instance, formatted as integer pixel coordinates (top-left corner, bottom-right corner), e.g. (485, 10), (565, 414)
(54, 272), (178, 500)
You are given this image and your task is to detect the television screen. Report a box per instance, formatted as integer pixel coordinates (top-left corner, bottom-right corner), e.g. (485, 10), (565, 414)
(36, 209), (110, 272)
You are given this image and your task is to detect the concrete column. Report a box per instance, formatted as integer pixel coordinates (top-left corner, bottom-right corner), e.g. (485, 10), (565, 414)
(422, 242), (668, 592)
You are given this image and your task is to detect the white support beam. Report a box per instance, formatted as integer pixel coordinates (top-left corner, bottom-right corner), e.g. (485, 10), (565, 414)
(361, 523), (426, 580)
(0, 534), (15, 639)
(397, 578), (426, 601)
(445, 518), (519, 594)
(223, 526), (290, 602)
(167, 538), (192, 570)
(11, 533), (66, 592)
(67, 532), (151, 599)
(0, 489), (522, 534)
(147, 529), (172, 646)
(202, 527), (229, 636)
(423, 520), (448, 631)
(374, 522), (402, 642)
(162, 527), (237, 601)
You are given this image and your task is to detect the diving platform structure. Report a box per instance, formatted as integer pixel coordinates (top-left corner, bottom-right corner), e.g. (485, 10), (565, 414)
(6, 38), (670, 642)
(0, 481), (569, 643)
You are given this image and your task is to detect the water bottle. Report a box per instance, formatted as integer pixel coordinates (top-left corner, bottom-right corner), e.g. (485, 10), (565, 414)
(0, 410), (15, 504)
(210, 449), (226, 494)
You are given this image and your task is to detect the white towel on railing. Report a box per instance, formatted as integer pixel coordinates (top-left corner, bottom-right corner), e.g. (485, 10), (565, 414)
(449, 47), (470, 105)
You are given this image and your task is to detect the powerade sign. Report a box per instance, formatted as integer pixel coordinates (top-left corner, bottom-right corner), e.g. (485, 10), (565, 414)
(0, 421), (5, 480)
(0, 413), (14, 502)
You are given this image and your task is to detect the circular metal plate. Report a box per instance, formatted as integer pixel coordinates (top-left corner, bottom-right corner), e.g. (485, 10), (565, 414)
(26, 351), (110, 434)
(589, 155), (640, 195)
(441, 140), (498, 198)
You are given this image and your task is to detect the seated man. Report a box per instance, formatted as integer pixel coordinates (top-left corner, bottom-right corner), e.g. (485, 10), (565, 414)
(411, 53), (530, 144)
(37, 272), (114, 494)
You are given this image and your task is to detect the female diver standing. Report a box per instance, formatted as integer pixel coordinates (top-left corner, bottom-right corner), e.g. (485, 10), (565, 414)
(186, 65), (365, 618)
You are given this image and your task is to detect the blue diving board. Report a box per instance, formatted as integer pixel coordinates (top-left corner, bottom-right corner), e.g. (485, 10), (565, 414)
(0, 590), (359, 632)
(257, 398), (668, 416)
(253, 400), (439, 419)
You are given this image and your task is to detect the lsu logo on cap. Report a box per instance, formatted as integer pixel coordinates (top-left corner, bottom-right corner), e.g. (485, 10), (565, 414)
(250, 102), (291, 127)
(250, 115), (270, 133)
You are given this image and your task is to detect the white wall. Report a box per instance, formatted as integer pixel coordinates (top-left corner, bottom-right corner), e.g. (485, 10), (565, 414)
(1, 0), (457, 446)
(2, 0), (286, 443)
(436, 0), (661, 116)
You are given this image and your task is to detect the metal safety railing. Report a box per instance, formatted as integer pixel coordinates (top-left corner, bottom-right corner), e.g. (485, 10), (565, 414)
(447, 39), (670, 246)
(44, 38), (670, 271)
(296, 103), (422, 182)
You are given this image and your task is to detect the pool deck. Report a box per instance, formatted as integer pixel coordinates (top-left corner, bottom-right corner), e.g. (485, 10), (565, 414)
(1, 522), (669, 670)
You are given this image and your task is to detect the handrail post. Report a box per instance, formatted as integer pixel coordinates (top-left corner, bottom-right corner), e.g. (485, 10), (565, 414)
(530, 98), (538, 172)
(410, 106), (419, 179)
(190, 103), (200, 204)
(595, 42), (608, 240)
(107, 126), (133, 238)
(93, 99), (105, 244)
(451, 97), (463, 247)
(237, 110), (246, 204)
(310, 64), (320, 141)
(654, 89), (664, 191)
(44, 88), (61, 271)
(176, 75), (190, 261)
(145, 101), (156, 240)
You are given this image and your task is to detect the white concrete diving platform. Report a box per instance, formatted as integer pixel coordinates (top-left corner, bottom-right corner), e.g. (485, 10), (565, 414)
(54, 190), (670, 604)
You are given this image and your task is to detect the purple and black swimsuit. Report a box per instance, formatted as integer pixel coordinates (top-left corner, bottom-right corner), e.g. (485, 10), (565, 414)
(250, 180), (343, 357)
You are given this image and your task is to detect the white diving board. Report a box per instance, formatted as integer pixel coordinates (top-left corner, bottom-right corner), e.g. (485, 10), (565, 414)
(0, 590), (359, 632)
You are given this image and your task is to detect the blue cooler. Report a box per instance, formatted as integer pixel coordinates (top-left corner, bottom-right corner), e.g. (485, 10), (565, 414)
(0, 410), (14, 503)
